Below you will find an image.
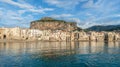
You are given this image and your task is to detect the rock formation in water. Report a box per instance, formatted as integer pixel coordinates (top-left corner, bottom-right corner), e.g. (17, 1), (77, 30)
(30, 17), (82, 31)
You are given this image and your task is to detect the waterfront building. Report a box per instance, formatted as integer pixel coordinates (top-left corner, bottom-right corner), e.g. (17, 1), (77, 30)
(0, 27), (120, 41)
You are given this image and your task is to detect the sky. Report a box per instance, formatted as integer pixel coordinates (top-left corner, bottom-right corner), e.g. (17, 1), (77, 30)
(0, 0), (120, 29)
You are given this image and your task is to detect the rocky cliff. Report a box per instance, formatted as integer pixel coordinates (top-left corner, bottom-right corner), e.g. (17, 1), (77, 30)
(30, 17), (81, 31)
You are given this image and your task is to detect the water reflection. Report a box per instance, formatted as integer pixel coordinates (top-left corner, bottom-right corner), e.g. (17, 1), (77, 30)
(0, 41), (120, 67)
(0, 41), (120, 56)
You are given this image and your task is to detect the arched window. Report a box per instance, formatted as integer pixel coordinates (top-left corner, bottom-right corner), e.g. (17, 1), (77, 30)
(3, 35), (6, 39)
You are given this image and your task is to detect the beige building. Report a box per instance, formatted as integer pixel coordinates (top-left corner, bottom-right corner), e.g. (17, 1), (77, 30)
(114, 33), (120, 41)
(0, 27), (120, 41)
(107, 32), (115, 41)
(89, 31), (105, 41)
(0, 28), (5, 39)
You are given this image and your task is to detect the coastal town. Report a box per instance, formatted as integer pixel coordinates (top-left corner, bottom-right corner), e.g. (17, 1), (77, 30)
(0, 17), (120, 42)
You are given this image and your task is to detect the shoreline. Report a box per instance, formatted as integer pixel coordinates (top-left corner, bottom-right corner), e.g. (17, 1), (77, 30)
(0, 39), (119, 43)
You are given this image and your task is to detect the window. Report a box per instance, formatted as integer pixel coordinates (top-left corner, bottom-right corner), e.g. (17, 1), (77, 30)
(3, 35), (6, 39)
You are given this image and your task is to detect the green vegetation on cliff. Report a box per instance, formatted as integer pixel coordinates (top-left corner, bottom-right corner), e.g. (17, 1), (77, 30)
(32, 17), (76, 24)
(87, 25), (120, 31)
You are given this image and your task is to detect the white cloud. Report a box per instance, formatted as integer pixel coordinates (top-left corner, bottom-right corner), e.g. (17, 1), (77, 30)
(0, 8), (34, 28)
(28, 8), (53, 14)
(0, 0), (54, 28)
(0, 0), (54, 13)
(67, 18), (82, 27)
(0, 0), (120, 28)
(82, 0), (94, 8)
(0, 0), (33, 9)
(45, 0), (86, 9)
(51, 14), (73, 18)
(82, 0), (103, 9)
(0, 10), (3, 16)
(18, 10), (27, 14)
(70, 18), (81, 23)
(50, 14), (84, 27)
(78, 0), (120, 28)
(94, 14), (120, 22)
(82, 0), (120, 13)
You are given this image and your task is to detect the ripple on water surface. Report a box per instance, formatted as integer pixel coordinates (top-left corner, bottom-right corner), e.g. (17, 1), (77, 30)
(0, 41), (120, 67)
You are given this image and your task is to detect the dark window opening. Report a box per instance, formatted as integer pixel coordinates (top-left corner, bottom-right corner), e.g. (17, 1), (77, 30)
(3, 35), (6, 39)
(26, 37), (28, 40)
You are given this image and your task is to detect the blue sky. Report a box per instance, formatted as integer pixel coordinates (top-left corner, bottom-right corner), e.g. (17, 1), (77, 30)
(0, 0), (120, 28)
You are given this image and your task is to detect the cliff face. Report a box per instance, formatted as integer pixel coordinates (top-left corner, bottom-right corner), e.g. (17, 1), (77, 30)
(30, 17), (81, 31)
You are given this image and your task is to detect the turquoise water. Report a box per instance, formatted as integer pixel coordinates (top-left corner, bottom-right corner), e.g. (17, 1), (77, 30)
(0, 42), (120, 67)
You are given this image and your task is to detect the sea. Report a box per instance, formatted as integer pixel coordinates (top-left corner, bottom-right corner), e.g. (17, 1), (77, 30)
(0, 41), (120, 67)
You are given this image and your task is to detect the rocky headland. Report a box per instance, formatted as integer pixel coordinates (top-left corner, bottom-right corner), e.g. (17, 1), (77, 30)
(0, 17), (120, 42)
(30, 17), (82, 31)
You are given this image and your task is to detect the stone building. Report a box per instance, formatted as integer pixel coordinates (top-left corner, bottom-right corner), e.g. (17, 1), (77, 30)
(48, 30), (67, 41)
(20, 29), (43, 40)
(0, 28), (5, 39)
(66, 32), (71, 41)
(0, 27), (120, 42)
(107, 32), (115, 41)
(0, 27), (43, 40)
(89, 32), (97, 41)
(89, 31), (105, 41)
(71, 31), (79, 41)
(96, 32), (105, 41)
(114, 33), (120, 41)
(79, 31), (89, 41)
(9, 27), (21, 40)
(0, 27), (23, 40)
(71, 31), (89, 41)
(40, 30), (51, 41)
